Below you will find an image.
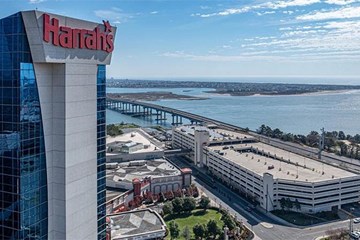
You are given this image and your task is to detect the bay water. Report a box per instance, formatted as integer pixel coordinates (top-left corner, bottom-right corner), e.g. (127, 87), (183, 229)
(106, 86), (360, 135)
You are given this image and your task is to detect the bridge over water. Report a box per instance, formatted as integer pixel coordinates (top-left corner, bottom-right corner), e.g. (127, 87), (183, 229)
(106, 98), (248, 131)
(106, 98), (360, 173)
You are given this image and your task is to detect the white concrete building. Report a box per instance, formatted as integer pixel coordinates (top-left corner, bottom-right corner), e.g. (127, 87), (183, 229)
(107, 209), (167, 240)
(173, 125), (360, 213)
(106, 130), (164, 162)
(106, 158), (191, 195)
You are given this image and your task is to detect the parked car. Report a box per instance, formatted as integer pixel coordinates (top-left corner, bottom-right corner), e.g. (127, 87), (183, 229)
(350, 231), (360, 239)
(354, 218), (360, 223)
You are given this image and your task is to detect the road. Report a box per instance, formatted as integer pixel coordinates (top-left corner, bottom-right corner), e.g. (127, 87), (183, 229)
(169, 156), (354, 240)
(255, 134), (360, 173)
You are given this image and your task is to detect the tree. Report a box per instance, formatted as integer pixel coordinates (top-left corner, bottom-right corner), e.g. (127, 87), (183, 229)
(207, 220), (220, 239)
(272, 128), (283, 139)
(306, 131), (319, 147)
(338, 142), (348, 156)
(193, 224), (206, 240)
(294, 199), (301, 212)
(265, 125), (273, 137)
(257, 124), (267, 134)
(354, 134), (360, 143)
(163, 201), (173, 216)
(199, 196), (211, 211)
(221, 213), (236, 230)
(285, 198), (293, 210)
(172, 197), (184, 214)
(279, 198), (286, 211)
(325, 228), (348, 240)
(182, 226), (191, 240)
(169, 221), (180, 240)
(338, 131), (346, 140)
(106, 124), (123, 137)
(331, 131), (338, 139)
(182, 197), (196, 212)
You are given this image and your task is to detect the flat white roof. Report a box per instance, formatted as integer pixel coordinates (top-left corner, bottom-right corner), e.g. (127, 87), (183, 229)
(212, 128), (254, 142)
(176, 125), (223, 140)
(108, 209), (166, 240)
(175, 125), (253, 142)
(208, 143), (358, 182)
(107, 159), (181, 184)
(107, 131), (159, 154)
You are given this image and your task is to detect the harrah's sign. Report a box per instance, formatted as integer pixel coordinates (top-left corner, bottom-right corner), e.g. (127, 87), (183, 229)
(43, 14), (114, 53)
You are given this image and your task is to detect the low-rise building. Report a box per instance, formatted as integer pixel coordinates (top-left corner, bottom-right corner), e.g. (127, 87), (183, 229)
(106, 159), (188, 194)
(108, 141), (144, 154)
(173, 124), (360, 213)
(106, 209), (166, 240)
(107, 130), (164, 162)
(172, 124), (256, 166)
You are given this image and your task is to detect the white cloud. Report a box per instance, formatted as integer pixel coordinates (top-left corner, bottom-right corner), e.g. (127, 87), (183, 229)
(200, 7), (252, 18)
(257, 11), (276, 16)
(279, 27), (293, 30)
(283, 10), (294, 14)
(200, 6), (211, 10)
(161, 51), (283, 61)
(189, 0), (360, 63)
(29, 0), (46, 3)
(161, 49), (360, 62)
(150, 11), (158, 14)
(94, 8), (133, 24)
(297, 6), (360, 20)
(324, 0), (359, 5)
(199, 0), (320, 17)
(263, 0), (321, 9)
(323, 20), (360, 31)
(208, 17), (360, 63)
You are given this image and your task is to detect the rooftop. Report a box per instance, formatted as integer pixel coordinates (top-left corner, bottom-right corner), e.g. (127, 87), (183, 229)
(175, 125), (253, 142)
(212, 128), (255, 142)
(106, 131), (160, 154)
(176, 125), (223, 140)
(106, 159), (181, 185)
(107, 208), (166, 240)
(106, 189), (127, 202)
(208, 143), (357, 182)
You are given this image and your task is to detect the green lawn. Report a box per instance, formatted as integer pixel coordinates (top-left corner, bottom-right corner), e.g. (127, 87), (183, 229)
(272, 210), (339, 226)
(164, 209), (224, 240)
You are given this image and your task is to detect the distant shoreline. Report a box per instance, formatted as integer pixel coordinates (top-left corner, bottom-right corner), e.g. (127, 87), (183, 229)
(205, 89), (360, 97)
(107, 91), (209, 101)
(107, 79), (360, 97)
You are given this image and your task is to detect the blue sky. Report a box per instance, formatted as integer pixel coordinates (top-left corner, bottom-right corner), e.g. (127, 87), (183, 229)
(3, 0), (360, 79)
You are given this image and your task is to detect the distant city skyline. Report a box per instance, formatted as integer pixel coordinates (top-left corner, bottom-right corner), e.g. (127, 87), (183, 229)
(3, 0), (360, 79)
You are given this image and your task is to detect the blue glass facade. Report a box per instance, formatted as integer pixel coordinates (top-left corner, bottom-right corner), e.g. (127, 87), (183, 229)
(0, 13), (48, 239)
(97, 65), (106, 240)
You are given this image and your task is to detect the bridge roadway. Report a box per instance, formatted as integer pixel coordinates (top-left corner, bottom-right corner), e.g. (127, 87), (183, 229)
(106, 98), (360, 173)
(107, 98), (249, 129)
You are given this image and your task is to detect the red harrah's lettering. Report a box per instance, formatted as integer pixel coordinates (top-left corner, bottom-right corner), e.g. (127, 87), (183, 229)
(43, 14), (114, 53)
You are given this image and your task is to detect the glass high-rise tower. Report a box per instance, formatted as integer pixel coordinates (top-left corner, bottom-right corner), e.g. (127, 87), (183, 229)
(0, 12), (48, 239)
(0, 11), (116, 239)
